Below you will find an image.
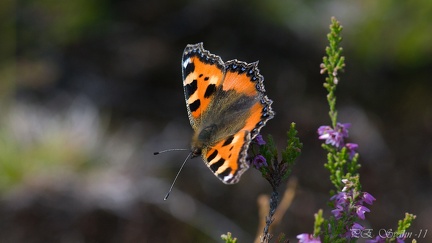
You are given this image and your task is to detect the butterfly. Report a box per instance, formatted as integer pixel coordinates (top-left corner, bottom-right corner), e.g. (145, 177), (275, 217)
(182, 43), (274, 184)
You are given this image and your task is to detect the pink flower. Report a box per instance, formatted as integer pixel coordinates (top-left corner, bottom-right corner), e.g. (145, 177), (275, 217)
(356, 205), (370, 220)
(297, 233), (321, 243)
(317, 123), (351, 148)
(362, 192), (376, 205)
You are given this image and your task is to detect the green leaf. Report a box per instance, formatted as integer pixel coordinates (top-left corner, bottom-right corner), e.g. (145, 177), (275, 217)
(281, 123), (303, 164)
(313, 209), (324, 237)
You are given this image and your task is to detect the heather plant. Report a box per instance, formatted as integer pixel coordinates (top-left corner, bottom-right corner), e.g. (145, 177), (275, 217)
(296, 17), (415, 243)
(222, 17), (416, 243)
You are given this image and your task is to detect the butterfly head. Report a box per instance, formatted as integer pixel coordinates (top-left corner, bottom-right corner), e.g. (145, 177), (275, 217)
(191, 124), (217, 154)
(191, 147), (202, 158)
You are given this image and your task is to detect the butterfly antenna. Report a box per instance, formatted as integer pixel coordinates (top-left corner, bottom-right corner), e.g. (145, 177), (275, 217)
(154, 148), (189, 155)
(164, 151), (193, 200)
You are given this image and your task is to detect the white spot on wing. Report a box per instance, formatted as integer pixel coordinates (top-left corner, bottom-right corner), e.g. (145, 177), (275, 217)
(223, 174), (233, 182)
(183, 58), (190, 69)
(184, 73), (197, 85)
(187, 93), (198, 103)
(208, 76), (219, 85)
(232, 134), (239, 144)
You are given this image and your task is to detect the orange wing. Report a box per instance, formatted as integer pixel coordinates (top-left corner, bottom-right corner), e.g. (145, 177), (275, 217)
(223, 60), (274, 140)
(203, 130), (250, 184)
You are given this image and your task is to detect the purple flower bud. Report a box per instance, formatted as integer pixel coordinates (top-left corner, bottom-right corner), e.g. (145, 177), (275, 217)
(366, 236), (386, 243)
(396, 237), (405, 243)
(337, 123), (351, 138)
(352, 222), (364, 229)
(356, 205), (370, 220)
(396, 237), (406, 243)
(349, 222), (365, 239)
(252, 155), (267, 169)
(331, 205), (344, 219)
(346, 143), (358, 159)
(318, 125), (333, 137)
(254, 134), (266, 145)
(362, 192), (376, 205)
(330, 191), (348, 205)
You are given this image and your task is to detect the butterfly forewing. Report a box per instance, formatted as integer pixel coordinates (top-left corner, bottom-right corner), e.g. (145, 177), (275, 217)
(182, 43), (225, 130)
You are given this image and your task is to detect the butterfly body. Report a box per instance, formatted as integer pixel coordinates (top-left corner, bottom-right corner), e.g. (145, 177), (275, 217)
(182, 43), (274, 184)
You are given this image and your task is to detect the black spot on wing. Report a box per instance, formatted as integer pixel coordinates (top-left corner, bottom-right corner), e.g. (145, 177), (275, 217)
(222, 135), (234, 147)
(183, 61), (195, 78)
(207, 150), (218, 162)
(185, 79), (198, 97)
(218, 167), (232, 179)
(210, 158), (225, 172)
(189, 99), (200, 112)
(204, 84), (216, 98)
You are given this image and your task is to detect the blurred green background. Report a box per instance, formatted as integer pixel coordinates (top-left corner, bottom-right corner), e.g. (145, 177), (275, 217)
(1, 0), (431, 242)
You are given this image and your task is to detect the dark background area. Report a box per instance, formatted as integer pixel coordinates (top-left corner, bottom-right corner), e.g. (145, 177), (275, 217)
(0, 0), (431, 242)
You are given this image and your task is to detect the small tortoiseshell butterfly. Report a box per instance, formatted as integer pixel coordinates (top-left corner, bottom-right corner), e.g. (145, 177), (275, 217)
(182, 43), (274, 184)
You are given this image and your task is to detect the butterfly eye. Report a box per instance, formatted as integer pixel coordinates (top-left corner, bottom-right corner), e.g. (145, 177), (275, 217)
(192, 148), (202, 157)
(198, 124), (217, 142)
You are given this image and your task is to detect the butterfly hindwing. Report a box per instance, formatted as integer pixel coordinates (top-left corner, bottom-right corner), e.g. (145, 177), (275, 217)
(202, 130), (250, 183)
(182, 43), (274, 184)
(223, 59), (274, 140)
